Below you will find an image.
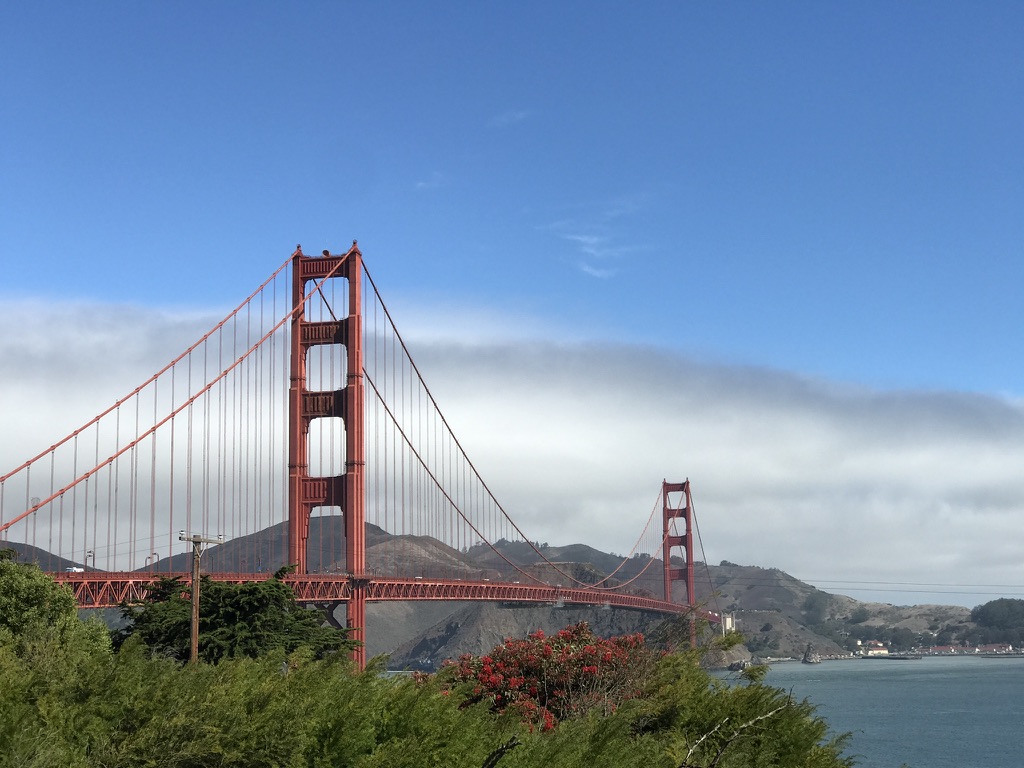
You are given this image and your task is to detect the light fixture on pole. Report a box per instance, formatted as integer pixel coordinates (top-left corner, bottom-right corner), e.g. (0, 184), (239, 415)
(177, 532), (224, 664)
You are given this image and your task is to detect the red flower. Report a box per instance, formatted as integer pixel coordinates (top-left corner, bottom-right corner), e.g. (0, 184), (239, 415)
(440, 621), (654, 730)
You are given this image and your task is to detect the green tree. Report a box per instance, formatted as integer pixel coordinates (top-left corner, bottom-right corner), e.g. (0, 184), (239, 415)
(801, 591), (831, 626)
(629, 652), (853, 768)
(0, 549), (78, 639)
(0, 570), (857, 768)
(435, 623), (853, 767)
(971, 598), (1024, 631)
(114, 572), (355, 662)
(848, 606), (870, 624)
(889, 627), (919, 652)
(0, 553), (114, 765)
(0, 626), (858, 768)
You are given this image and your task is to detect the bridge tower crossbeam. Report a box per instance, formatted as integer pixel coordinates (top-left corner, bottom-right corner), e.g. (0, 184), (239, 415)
(662, 479), (696, 644)
(288, 244), (367, 667)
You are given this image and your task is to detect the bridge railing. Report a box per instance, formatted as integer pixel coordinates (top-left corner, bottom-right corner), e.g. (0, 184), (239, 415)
(55, 571), (712, 619)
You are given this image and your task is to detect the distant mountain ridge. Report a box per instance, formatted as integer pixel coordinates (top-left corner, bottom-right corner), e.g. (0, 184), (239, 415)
(5, 523), (973, 666)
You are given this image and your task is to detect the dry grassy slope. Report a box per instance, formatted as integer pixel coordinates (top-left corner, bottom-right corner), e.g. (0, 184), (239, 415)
(702, 564), (972, 629)
(377, 567), (966, 669)
(61, 516), (973, 663)
(733, 611), (847, 659)
(830, 596), (971, 632)
(366, 560), (977, 667)
(46, 519), (978, 664)
(701, 564), (820, 623)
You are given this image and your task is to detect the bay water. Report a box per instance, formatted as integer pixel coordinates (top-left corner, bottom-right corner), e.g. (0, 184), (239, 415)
(760, 656), (1024, 768)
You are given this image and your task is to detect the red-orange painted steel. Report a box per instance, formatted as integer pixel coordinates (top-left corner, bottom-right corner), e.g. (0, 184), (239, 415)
(287, 244), (367, 667)
(54, 572), (720, 622)
(344, 248), (367, 668)
(288, 248), (307, 572)
(662, 480), (696, 644)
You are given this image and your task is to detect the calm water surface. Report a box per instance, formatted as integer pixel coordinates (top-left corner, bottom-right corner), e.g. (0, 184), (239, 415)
(761, 656), (1024, 768)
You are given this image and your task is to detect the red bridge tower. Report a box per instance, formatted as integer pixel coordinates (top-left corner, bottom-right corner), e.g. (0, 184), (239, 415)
(662, 480), (696, 644)
(288, 244), (366, 666)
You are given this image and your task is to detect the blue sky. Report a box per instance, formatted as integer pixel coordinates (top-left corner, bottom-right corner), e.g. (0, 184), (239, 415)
(2, 3), (1024, 606)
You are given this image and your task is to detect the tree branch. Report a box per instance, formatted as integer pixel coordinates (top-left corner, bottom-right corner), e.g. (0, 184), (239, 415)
(678, 702), (790, 768)
(481, 736), (520, 768)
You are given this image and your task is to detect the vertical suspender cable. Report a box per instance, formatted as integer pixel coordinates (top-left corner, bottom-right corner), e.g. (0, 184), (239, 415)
(186, 355), (194, 554)
(170, 361), (179, 558)
(203, 327), (211, 556)
(152, 380), (160, 569)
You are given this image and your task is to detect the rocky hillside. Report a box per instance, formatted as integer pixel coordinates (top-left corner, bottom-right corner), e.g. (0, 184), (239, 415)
(373, 562), (975, 669)
(700, 562), (822, 622)
(8, 524), (976, 667)
(383, 602), (667, 671)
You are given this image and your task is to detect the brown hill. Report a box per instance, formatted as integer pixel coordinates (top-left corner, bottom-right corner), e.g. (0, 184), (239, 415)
(8, 524), (974, 665)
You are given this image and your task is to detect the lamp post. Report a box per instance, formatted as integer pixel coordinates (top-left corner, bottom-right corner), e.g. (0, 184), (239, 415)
(30, 497), (39, 551)
(85, 549), (94, 570)
(178, 532), (223, 664)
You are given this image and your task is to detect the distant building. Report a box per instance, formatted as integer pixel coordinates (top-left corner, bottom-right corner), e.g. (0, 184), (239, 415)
(973, 643), (1015, 654)
(862, 640), (889, 657)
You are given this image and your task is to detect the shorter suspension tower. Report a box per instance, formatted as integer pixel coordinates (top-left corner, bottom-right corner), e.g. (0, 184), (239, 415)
(662, 479), (696, 645)
(288, 243), (367, 667)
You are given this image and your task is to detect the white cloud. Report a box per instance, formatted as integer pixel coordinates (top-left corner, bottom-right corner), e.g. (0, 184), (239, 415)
(415, 171), (445, 190)
(546, 196), (649, 278)
(411, 341), (1024, 607)
(3, 299), (1023, 607)
(0, 301), (221, 453)
(490, 109), (531, 127)
(551, 230), (625, 277)
(577, 262), (616, 279)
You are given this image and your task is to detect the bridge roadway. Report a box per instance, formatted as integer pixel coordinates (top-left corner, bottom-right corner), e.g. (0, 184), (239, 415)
(54, 572), (717, 621)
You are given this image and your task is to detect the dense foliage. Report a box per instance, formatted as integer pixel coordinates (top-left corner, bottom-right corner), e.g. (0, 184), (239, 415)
(971, 598), (1024, 631)
(0, 561), (855, 767)
(441, 622), (655, 729)
(964, 598), (1024, 646)
(800, 592), (831, 626)
(114, 571), (356, 662)
(0, 548), (78, 637)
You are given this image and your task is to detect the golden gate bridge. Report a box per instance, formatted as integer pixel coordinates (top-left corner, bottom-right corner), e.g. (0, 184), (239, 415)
(0, 243), (710, 667)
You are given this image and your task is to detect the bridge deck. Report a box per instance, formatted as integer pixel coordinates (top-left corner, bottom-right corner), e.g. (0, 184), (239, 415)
(56, 572), (717, 621)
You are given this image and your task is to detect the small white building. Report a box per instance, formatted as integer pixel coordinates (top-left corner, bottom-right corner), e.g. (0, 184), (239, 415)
(862, 640), (889, 657)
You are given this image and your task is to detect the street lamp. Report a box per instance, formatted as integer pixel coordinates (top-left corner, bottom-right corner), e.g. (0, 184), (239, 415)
(177, 532), (224, 664)
(30, 497), (39, 549)
(85, 550), (94, 569)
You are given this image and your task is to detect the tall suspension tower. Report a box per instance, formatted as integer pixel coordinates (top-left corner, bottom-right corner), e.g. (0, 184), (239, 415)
(662, 479), (696, 646)
(288, 243), (366, 667)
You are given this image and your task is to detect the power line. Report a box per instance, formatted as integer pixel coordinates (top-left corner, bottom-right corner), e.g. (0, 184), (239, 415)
(703, 571), (1024, 598)
(710, 586), (1023, 603)
(802, 581), (1019, 593)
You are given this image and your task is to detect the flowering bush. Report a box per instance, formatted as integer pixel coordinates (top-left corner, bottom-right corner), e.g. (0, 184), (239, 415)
(441, 622), (656, 731)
